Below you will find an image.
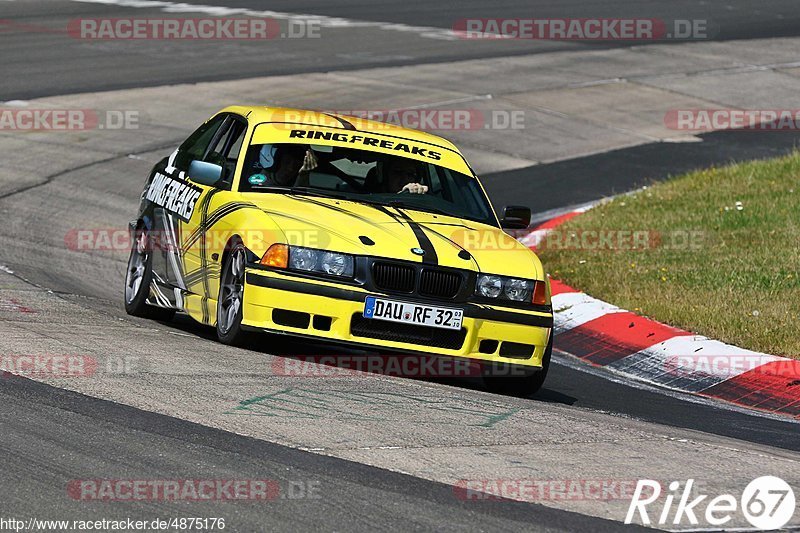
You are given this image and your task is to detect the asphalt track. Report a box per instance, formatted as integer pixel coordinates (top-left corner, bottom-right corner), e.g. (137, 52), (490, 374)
(181, 0), (800, 38)
(2, 1), (800, 531)
(3, 0), (800, 100)
(1, 375), (643, 532)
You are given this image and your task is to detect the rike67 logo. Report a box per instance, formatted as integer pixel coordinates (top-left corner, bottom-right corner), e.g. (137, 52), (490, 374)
(626, 477), (796, 529)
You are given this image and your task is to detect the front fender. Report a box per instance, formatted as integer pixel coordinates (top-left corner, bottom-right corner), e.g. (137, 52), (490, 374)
(210, 207), (286, 267)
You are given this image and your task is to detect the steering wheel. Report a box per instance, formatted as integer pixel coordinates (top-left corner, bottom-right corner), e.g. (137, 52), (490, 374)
(312, 157), (367, 192)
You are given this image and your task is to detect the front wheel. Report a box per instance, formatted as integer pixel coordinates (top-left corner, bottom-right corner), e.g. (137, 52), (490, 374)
(124, 226), (176, 321)
(216, 241), (248, 345)
(482, 332), (553, 397)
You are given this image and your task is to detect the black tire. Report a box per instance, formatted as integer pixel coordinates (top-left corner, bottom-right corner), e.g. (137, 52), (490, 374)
(482, 332), (553, 397)
(216, 240), (248, 346)
(124, 226), (176, 321)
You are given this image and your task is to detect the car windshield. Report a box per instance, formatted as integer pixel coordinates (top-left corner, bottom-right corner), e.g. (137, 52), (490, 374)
(239, 143), (497, 226)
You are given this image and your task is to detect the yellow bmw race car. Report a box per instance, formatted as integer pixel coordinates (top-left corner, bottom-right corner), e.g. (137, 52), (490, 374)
(124, 106), (553, 394)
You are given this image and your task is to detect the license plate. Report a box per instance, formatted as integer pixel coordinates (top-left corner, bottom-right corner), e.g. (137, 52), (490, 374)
(363, 296), (463, 331)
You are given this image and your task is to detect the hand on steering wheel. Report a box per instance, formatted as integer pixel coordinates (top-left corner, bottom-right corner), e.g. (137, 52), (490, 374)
(399, 183), (428, 194)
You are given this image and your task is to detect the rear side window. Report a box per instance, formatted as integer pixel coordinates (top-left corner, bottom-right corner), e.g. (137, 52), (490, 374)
(226, 123), (245, 163)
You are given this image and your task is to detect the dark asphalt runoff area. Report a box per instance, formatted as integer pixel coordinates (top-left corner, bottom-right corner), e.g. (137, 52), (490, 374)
(1, 375), (645, 532)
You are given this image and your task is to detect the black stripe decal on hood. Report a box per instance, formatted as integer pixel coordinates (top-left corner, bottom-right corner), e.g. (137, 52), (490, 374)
(284, 195), (415, 244)
(282, 194), (436, 264)
(391, 207), (438, 265)
(363, 202), (406, 225)
(418, 223), (477, 267)
(286, 195), (381, 226)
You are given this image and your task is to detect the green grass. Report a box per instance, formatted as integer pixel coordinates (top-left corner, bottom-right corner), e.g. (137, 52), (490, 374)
(539, 152), (800, 358)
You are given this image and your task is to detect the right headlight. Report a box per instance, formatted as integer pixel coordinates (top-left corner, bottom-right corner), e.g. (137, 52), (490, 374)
(476, 274), (545, 304)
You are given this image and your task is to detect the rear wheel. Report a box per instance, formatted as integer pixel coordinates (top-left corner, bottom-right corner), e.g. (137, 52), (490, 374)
(482, 333), (553, 397)
(216, 240), (248, 345)
(124, 226), (176, 321)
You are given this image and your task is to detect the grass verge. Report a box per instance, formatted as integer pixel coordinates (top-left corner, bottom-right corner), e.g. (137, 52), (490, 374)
(538, 152), (800, 358)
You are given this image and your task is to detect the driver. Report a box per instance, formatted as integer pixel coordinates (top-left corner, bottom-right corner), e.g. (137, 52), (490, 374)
(247, 144), (316, 187)
(382, 158), (429, 194)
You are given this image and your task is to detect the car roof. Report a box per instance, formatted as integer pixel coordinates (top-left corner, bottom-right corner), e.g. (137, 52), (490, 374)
(219, 105), (468, 162)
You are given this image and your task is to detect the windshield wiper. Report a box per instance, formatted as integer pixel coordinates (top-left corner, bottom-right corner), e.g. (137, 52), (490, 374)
(385, 200), (454, 218)
(264, 186), (348, 200)
(292, 187), (349, 200)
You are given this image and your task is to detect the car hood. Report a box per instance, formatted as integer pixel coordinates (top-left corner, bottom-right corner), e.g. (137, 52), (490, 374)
(245, 193), (544, 280)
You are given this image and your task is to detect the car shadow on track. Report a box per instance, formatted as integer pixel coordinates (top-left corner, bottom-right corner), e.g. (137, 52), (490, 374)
(163, 314), (578, 406)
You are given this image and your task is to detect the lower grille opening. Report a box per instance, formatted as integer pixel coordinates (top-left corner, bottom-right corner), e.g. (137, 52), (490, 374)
(313, 315), (332, 331)
(478, 339), (499, 354)
(350, 314), (466, 350)
(499, 341), (535, 359)
(273, 309), (310, 329)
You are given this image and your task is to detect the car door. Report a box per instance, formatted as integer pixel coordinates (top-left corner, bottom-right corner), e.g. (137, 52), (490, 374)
(177, 114), (248, 323)
(142, 114), (228, 311)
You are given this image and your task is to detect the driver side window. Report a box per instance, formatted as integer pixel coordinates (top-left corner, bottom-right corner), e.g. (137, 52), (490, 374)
(174, 115), (227, 171)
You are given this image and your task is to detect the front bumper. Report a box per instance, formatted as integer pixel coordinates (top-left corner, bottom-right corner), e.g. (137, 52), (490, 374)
(242, 269), (552, 368)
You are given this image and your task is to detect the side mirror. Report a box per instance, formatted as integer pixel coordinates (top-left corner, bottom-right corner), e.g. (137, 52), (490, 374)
(188, 160), (223, 187)
(500, 205), (531, 229)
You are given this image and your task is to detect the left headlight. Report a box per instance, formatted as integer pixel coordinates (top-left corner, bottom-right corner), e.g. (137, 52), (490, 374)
(287, 246), (354, 278)
(476, 274), (538, 303)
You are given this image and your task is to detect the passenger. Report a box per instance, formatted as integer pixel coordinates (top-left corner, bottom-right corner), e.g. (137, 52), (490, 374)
(382, 158), (429, 194)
